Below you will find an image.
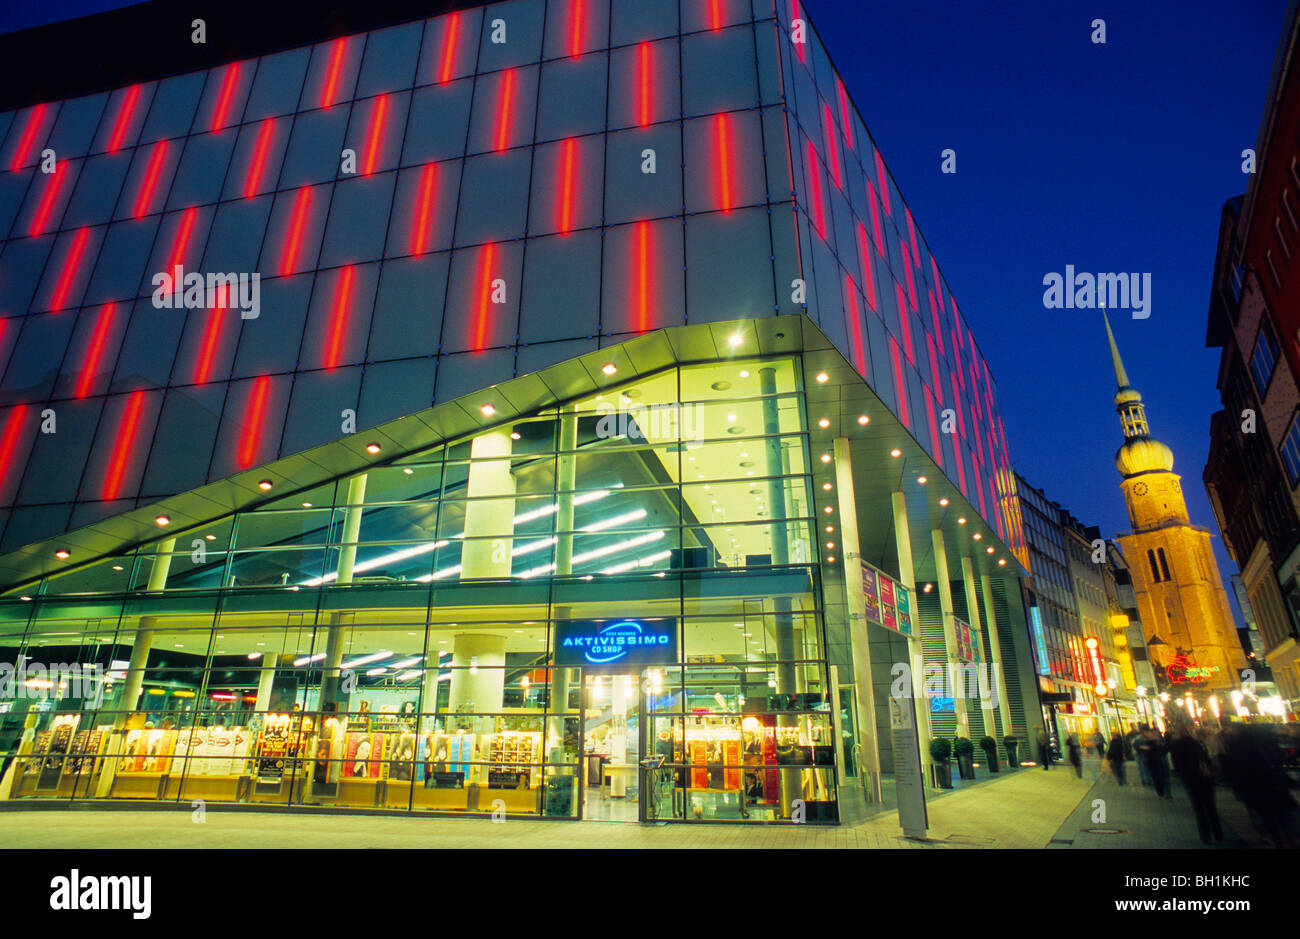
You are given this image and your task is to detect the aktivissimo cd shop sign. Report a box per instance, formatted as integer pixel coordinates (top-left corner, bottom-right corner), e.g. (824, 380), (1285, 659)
(555, 619), (678, 670)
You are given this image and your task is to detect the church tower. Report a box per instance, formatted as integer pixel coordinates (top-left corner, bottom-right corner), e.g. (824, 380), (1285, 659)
(1105, 312), (1246, 694)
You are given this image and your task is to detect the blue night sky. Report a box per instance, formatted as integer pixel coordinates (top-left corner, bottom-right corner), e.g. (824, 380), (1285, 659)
(0, 0), (1288, 605)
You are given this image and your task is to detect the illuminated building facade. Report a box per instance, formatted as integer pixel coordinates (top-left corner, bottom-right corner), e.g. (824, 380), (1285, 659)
(0, 0), (1038, 825)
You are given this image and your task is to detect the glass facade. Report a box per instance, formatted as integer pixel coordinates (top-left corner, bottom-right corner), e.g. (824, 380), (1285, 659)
(0, 357), (840, 822)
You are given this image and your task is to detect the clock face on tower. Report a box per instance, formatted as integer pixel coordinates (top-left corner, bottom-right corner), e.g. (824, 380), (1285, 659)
(1133, 482), (1148, 496)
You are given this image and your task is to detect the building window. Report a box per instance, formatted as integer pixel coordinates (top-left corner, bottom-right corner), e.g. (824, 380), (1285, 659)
(1267, 249), (1283, 289)
(1280, 413), (1300, 486)
(1250, 319), (1280, 395)
(1147, 549), (1161, 583)
(1157, 547), (1171, 581)
(1284, 189), (1300, 232)
(1277, 217), (1293, 260)
(1292, 155), (1300, 193)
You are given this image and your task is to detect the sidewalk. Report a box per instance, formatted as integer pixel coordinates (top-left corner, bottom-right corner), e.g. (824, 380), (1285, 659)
(0, 764), (1089, 849)
(1048, 758), (1261, 849)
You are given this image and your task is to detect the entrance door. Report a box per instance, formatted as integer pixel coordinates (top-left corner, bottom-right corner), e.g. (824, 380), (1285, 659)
(580, 672), (641, 821)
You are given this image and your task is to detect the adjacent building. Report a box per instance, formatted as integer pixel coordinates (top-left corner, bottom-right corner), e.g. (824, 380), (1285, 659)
(1204, 4), (1300, 720)
(0, 0), (1042, 827)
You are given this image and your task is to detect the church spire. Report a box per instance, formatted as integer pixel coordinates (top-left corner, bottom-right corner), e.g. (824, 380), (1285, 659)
(1104, 310), (1174, 477)
(1103, 307), (1132, 392)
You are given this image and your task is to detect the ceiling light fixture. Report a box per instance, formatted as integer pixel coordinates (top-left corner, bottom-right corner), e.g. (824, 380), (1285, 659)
(601, 362), (617, 375)
(815, 372), (829, 383)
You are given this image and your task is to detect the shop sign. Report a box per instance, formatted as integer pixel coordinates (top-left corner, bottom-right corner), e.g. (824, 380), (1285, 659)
(555, 618), (678, 669)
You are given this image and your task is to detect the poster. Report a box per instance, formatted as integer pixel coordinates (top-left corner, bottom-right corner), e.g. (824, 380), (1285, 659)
(344, 732), (381, 779)
(256, 722), (289, 783)
(722, 739), (741, 791)
(761, 715), (778, 803)
(894, 583), (913, 637)
(688, 739), (708, 790)
(861, 566), (881, 625)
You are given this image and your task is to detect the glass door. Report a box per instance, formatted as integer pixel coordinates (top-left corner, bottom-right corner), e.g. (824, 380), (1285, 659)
(580, 672), (640, 821)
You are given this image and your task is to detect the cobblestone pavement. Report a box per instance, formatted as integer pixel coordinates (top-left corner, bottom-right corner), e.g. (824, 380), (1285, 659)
(0, 766), (1092, 849)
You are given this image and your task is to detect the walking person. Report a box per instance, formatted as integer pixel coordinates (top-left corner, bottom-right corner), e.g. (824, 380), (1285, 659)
(1091, 730), (1105, 759)
(1036, 728), (1052, 770)
(1168, 722), (1223, 845)
(1065, 733), (1083, 778)
(1133, 724), (1154, 787)
(1106, 730), (1127, 786)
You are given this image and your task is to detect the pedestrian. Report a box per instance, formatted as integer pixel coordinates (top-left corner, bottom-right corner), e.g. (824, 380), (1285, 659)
(1133, 723), (1154, 787)
(1168, 722), (1223, 845)
(1065, 733), (1082, 778)
(1091, 730), (1106, 759)
(1221, 723), (1298, 847)
(1106, 730), (1127, 786)
(1035, 728), (1052, 770)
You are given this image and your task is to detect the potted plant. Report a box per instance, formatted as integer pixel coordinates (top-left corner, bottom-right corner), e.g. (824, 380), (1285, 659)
(929, 737), (953, 789)
(979, 735), (1000, 772)
(1004, 734), (1019, 768)
(953, 736), (976, 780)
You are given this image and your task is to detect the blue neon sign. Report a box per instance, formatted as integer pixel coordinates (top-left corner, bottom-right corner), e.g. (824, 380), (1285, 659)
(554, 618), (678, 669)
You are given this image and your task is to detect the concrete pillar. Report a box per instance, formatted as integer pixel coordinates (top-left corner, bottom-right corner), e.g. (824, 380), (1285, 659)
(959, 555), (989, 736)
(979, 573), (1015, 740)
(461, 430), (516, 578)
(832, 437), (882, 803)
(609, 674), (634, 796)
(320, 474), (367, 712)
(761, 367), (800, 818)
(448, 633), (506, 786)
(931, 527), (969, 737)
(891, 491), (933, 780)
(95, 537), (175, 797)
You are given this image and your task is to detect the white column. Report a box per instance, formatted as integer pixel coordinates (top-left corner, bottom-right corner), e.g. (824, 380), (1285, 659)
(891, 491), (932, 780)
(931, 528), (969, 737)
(462, 431), (516, 578)
(832, 437), (882, 803)
(979, 573), (1015, 739)
(959, 555), (988, 734)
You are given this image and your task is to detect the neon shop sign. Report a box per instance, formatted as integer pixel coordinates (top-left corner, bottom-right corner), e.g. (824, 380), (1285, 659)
(555, 619), (678, 669)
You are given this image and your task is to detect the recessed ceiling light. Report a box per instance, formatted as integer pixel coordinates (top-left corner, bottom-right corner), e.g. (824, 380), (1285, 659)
(826, 555), (836, 563)
(55, 549), (70, 559)
(986, 546), (995, 554)
(728, 332), (743, 347)
(998, 558), (1007, 566)
(939, 498), (950, 507)
(890, 448), (901, 458)
(154, 515), (170, 526)
(957, 517), (967, 525)
(19, 595), (31, 601)
(825, 525), (833, 533)
(739, 370), (750, 378)
(826, 542), (835, 550)
(857, 415), (869, 425)
(480, 403), (496, 417)
(815, 372), (829, 383)
(510, 431), (521, 440)
(917, 476), (927, 485)
(822, 482), (832, 491)
(257, 479), (273, 491)
(817, 418), (830, 428)
(823, 506), (833, 514)
(403, 468), (414, 475)
(205, 534), (216, 541)
(301, 502), (312, 508)
(820, 453), (831, 463)
(923, 583), (933, 593)
(973, 532), (982, 540)
(727, 413), (737, 422)
(112, 565), (123, 571)
(601, 362), (617, 375)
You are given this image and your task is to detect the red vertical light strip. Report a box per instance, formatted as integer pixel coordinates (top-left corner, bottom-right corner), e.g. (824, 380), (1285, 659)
(843, 274), (865, 376)
(874, 149), (891, 216)
(244, 119), (276, 199)
(9, 104), (47, 171)
(280, 187), (312, 276)
(889, 336), (908, 429)
(412, 163), (438, 254)
(854, 222), (876, 311)
(949, 371), (966, 438)
(472, 243), (496, 350)
(929, 290), (945, 355)
(324, 265), (355, 369)
(0, 406), (26, 496)
(634, 221), (652, 332)
(709, 0), (723, 30)
(805, 140), (825, 240)
(926, 334), (940, 396)
(902, 246), (918, 312)
(895, 282), (914, 364)
(931, 256), (943, 311)
(49, 227), (91, 312)
(106, 86), (141, 153)
(558, 138), (578, 233)
(168, 208), (198, 274)
(822, 103), (842, 190)
(439, 13), (461, 84)
(28, 168), (66, 236)
(637, 42), (653, 127)
(906, 207), (919, 267)
(237, 376), (271, 470)
(362, 94), (389, 176)
(102, 390), (146, 500)
(867, 180), (884, 257)
(320, 39), (348, 109)
(836, 78), (853, 150)
(76, 303), (117, 399)
(132, 141), (168, 218)
(570, 0), (586, 57)
(210, 63), (242, 132)
(924, 387), (942, 468)
(715, 113), (734, 213)
(495, 69), (517, 152)
(193, 284), (229, 385)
